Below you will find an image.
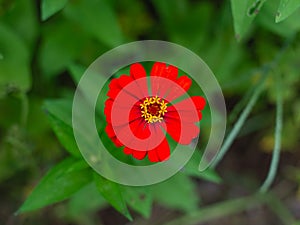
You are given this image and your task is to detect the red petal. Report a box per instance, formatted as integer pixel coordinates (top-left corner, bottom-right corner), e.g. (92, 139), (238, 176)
(104, 99), (113, 123)
(132, 150), (147, 160)
(150, 62), (179, 97)
(150, 62), (178, 80)
(129, 102), (142, 122)
(148, 149), (159, 162)
(166, 105), (202, 122)
(154, 138), (170, 161)
(124, 147), (133, 155)
(165, 115), (200, 145)
(150, 62), (166, 77)
(166, 76), (192, 100)
(107, 75), (145, 100)
(191, 96), (206, 110)
(130, 118), (150, 140)
(147, 138), (170, 162)
(105, 123), (115, 138)
(105, 124), (123, 147)
(130, 63), (147, 79)
(176, 76), (192, 92)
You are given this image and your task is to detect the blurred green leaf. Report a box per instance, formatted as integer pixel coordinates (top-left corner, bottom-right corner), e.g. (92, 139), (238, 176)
(152, 0), (212, 51)
(63, 0), (123, 47)
(18, 158), (92, 213)
(0, 23), (31, 93)
(276, 0), (300, 22)
(44, 99), (81, 157)
(1, 0), (38, 47)
(93, 173), (132, 220)
(68, 63), (86, 85)
(152, 174), (199, 212)
(122, 186), (152, 218)
(39, 20), (89, 78)
(230, 0), (266, 39)
(41, 0), (69, 21)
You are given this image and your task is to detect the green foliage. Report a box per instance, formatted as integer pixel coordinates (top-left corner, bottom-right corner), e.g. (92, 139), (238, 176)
(276, 0), (300, 22)
(63, 0), (123, 47)
(230, 0), (266, 39)
(0, 23), (31, 94)
(94, 173), (132, 220)
(44, 99), (82, 157)
(122, 186), (153, 218)
(151, 174), (198, 212)
(0, 0), (299, 224)
(18, 158), (92, 213)
(41, 0), (69, 21)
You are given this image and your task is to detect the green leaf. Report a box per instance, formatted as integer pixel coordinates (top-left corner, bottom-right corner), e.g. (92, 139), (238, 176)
(63, 0), (123, 47)
(41, 0), (69, 21)
(276, 0), (300, 22)
(0, 23), (31, 94)
(39, 21), (89, 78)
(181, 150), (222, 183)
(257, 0), (300, 37)
(152, 174), (199, 212)
(44, 99), (81, 157)
(122, 186), (152, 218)
(93, 173), (132, 220)
(18, 158), (92, 213)
(230, 0), (266, 40)
(68, 182), (107, 216)
(1, 0), (38, 48)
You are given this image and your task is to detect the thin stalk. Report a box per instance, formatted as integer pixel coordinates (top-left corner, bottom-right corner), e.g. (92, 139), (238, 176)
(211, 69), (268, 168)
(163, 194), (263, 225)
(260, 73), (283, 193)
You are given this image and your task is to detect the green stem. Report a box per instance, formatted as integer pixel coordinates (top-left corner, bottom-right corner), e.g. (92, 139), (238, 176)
(263, 193), (296, 225)
(211, 70), (268, 168)
(211, 36), (294, 169)
(260, 73), (283, 193)
(163, 194), (263, 225)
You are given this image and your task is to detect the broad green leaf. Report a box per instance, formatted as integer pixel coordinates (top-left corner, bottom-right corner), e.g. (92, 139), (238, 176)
(230, 0), (266, 40)
(63, 0), (123, 47)
(122, 186), (152, 218)
(41, 0), (69, 21)
(18, 158), (92, 213)
(151, 174), (199, 212)
(257, 0), (300, 37)
(68, 182), (107, 216)
(44, 99), (81, 157)
(0, 23), (31, 93)
(276, 0), (300, 22)
(181, 150), (221, 183)
(94, 173), (132, 220)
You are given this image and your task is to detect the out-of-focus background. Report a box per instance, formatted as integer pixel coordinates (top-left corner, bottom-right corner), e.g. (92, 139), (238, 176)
(0, 0), (300, 225)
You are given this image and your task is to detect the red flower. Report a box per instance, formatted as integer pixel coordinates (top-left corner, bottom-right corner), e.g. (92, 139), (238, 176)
(104, 62), (205, 162)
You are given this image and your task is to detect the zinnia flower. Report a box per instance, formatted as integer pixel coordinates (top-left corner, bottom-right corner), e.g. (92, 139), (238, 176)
(104, 62), (205, 162)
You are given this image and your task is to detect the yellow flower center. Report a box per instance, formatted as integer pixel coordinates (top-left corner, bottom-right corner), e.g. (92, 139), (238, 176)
(140, 96), (168, 123)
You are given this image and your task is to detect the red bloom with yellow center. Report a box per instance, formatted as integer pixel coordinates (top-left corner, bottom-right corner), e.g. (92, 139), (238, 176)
(104, 62), (206, 162)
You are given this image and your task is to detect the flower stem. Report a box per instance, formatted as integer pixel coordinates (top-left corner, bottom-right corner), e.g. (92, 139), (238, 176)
(211, 70), (268, 168)
(259, 73), (283, 193)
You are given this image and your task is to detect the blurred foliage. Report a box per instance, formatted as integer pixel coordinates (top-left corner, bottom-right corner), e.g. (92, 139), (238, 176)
(0, 0), (300, 224)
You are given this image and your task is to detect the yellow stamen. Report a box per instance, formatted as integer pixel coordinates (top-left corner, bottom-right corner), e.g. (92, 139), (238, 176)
(140, 96), (168, 123)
